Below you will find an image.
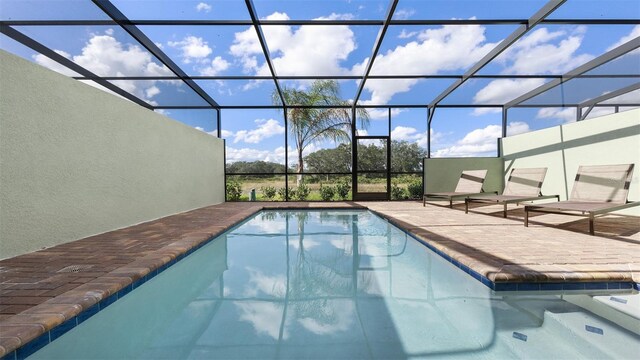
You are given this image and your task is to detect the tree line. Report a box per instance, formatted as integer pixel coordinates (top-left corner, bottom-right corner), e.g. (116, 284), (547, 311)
(226, 140), (425, 174)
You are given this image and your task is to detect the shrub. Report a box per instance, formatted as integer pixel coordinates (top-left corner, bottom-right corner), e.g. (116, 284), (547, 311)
(319, 184), (335, 201)
(260, 186), (277, 200)
(391, 183), (407, 200)
(226, 179), (243, 201)
(277, 187), (288, 201)
(335, 180), (350, 200)
(292, 183), (310, 201)
(407, 180), (423, 199)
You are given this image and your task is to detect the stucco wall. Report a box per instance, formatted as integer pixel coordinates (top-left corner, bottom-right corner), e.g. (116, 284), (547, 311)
(501, 109), (640, 215)
(424, 158), (504, 195)
(0, 50), (225, 259)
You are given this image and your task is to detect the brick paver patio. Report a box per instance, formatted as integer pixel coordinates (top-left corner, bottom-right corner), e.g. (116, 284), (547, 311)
(1, 200), (638, 356)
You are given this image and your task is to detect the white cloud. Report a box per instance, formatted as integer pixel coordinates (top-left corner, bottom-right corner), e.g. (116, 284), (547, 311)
(236, 301), (286, 340)
(233, 118), (285, 144)
(472, 78), (546, 115)
(473, 27), (593, 110)
(607, 25), (640, 52)
(390, 126), (419, 140)
(200, 56), (230, 76)
(225, 143), (320, 164)
(145, 85), (160, 98)
(355, 23), (498, 104)
(230, 12), (356, 76)
(196, 2), (212, 13)
(220, 129), (234, 138)
(433, 122), (529, 157)
(398, 29), (418, 39)
(226, 146), (282, 163)
(33, 30), (174, 104)
(536, 107), (576, 123)
(390, 125), (435, 148)
(33, 50), (78, 77)
(297, 300), (355, 335)
(365, 107), (403, 120)
(168, 36), (212, 63)
(243, 267), (286, 297)
(393, 8), (415, 20)
(501, 27), (593, 75)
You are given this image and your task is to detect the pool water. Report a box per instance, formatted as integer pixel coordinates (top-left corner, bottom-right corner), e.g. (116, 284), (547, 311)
(31, 210), (639, 359)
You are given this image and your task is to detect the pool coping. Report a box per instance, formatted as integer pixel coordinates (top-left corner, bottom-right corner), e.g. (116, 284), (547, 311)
(1, 203), (638, 359)
(369, 209), (639, 293)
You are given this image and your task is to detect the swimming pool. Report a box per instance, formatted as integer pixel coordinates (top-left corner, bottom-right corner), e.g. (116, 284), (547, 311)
(30, 210), (639, 359)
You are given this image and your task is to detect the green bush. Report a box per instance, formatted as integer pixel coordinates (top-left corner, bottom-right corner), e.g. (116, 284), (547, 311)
(277, 187), (288, 201)
(319, 184), (336, 201)
(260, 186), (277, 200)
(292, 183), (310, 201)
(335, 181), (350, 200)
(407, 180), (423, 199)
(226, 179), (243, 201)
(391, 183), (407, 200)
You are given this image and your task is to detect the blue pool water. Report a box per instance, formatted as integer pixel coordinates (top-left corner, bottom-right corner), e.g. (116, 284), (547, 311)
(31, 210), (639, 359)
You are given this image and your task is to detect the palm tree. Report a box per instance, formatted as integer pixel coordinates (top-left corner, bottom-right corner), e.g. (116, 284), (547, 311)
(273, 80), (369, 185)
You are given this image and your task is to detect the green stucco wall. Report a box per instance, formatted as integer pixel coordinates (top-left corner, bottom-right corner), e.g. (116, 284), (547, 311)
(424, 157), (504, 195)
(0, 50), (225, 259)
(501, 109), (640, 215)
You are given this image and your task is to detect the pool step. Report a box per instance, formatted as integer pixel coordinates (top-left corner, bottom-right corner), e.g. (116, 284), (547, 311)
(563, 293), (640, 335)
(496, 306), (639, 359)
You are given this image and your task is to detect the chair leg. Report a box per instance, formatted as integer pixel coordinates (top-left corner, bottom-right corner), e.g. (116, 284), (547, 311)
(503, 203), (507, 218)
(423, 196), (425, 207)
(589, 213), (594, 235)
(524, 208), (529, 227)
(449, 199), (453, 208)
(465, 199), (469, 214)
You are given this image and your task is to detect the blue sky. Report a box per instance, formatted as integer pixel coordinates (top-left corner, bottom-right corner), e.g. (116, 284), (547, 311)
(1, 0), (639, 164)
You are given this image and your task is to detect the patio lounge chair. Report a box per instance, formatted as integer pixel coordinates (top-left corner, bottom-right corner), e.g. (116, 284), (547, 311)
(524, 164), (639, 235)
(465, 167), (559, 218)
(423, 169), (491, 208)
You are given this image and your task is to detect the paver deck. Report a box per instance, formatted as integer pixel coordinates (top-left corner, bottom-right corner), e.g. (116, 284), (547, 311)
(1, 200), (639, 356)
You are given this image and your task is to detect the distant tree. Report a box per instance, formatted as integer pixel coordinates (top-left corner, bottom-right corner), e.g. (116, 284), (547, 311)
(273, 80), (369, 184)
(226, 160), (286, 174)
(357, 141), (386, 174)
(304, 143), (351, 177)
(391, 140), (426, 172)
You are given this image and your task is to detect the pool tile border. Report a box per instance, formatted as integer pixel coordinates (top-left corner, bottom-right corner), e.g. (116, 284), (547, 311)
(368, 209), (640, 293)
(1, 204), (638, 359)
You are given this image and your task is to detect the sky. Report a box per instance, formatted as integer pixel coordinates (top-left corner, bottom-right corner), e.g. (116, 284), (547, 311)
(1, 0), (639, 164)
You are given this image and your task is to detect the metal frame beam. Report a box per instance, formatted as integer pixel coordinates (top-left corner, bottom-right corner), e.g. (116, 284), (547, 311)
(353, 0), (399, 105)
(91, 0), (220, 109)
(505, 36), (640, 109)
(579, 82), (640, 108)
(244, 0), (286, 106)
(70, 74), (640, 81)
(153, 103), (640, 110)
(428, 0), (566, 108)
(3, 18), (639, 26)
(579, 82), (640, 120)
(0, 24), (153, 109)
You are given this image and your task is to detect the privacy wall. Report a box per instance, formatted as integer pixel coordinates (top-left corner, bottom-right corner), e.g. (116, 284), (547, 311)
(423, 158), (504, 196)
(501, 108), (640, 215)
(0, 51), (225, 259)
